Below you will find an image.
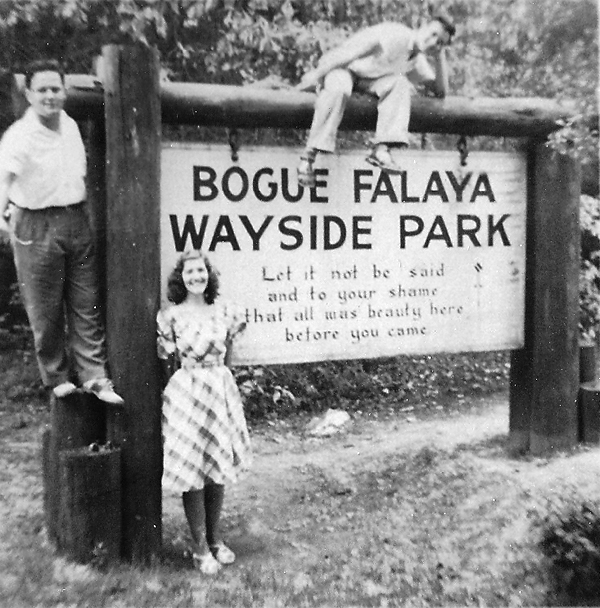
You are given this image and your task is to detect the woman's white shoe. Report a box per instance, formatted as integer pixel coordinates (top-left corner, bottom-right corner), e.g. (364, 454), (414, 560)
(210, 542), (236, 565)
(193, 551), (222, 575)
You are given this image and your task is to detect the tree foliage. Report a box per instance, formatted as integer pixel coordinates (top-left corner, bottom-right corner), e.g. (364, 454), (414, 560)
(0, 0), (595, 156)
(0, 0), (596, 91)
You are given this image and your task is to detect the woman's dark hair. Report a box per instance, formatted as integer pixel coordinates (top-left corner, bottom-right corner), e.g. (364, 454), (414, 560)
(166, 250), (220, 305)
(24, 59), (65, 89)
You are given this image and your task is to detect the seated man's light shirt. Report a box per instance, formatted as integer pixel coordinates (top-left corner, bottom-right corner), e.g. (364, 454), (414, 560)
(0, 107), (86, 209)
(347, 23), (416, 80)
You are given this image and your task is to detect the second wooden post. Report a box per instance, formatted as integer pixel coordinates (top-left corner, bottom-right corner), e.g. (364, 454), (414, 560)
(509, 142), (581, 454)
(103, 43), (163, 563)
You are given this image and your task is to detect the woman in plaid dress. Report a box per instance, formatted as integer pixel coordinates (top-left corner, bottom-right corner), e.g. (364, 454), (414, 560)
(157, 250), (251, 575)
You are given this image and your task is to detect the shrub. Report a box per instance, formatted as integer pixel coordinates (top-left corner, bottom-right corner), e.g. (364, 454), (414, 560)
(538, 495), (600, 605)
(580, 196), (600, 343)
(236, 351), (510, 422)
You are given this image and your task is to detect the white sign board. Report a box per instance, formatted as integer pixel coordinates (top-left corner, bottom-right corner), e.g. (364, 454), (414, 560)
(161, 144), (527, 365)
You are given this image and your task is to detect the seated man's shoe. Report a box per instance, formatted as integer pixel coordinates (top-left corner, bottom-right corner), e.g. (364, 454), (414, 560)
(83, 378), (125, 406)
(52, 381), (78, 398)
(297, 157), (316, 188)
(365, 146), (403, 174)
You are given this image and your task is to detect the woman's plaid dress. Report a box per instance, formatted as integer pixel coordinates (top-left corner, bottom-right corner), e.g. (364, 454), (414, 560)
(157, 301), (251, 493)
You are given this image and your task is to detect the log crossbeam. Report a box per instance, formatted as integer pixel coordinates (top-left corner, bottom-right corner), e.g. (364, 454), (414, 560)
(7, 74), (577, 139)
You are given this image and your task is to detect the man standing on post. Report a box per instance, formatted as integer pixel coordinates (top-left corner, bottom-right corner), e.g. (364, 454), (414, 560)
(295, 10), (456, 187)
(0, 59), (123, 405)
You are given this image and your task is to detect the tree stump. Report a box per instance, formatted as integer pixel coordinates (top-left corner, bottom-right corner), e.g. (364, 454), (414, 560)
(57, 445), (122, 563)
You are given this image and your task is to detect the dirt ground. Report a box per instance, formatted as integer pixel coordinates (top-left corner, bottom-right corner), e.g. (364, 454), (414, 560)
(165, 392), (600, 574)
(4, 389), (600, 606)
(230, 391), (600, 516)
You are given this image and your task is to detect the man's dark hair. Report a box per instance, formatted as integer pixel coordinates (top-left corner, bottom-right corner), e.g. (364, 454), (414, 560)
(24, 59), (65, 89)
(431, 9), (456, 42)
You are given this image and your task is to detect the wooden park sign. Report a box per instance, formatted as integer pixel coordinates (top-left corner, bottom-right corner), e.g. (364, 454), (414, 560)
(107, 43), (581, 565)
(1, 42), (582, 564)
(103, 42), (581, 564)
(161, 145), (527, 364)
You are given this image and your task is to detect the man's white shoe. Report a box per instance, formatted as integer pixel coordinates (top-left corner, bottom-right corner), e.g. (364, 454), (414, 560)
(297, 157), (316, 188)
(52, 381), (77, 398)
(83, 378), (125, 406)
(365, 146), (403, 174)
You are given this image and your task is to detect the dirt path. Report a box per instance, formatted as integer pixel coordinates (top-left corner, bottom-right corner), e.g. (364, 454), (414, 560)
(240, 393), (600, 493)
(164, 393), (600, 574)
(252, 394), (508, 469)
(234, 394), (508, 505)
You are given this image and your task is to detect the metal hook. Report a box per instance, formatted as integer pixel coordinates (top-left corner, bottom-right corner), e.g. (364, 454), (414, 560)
(457, 135), (469, 167)
(228, 128), (240, 163)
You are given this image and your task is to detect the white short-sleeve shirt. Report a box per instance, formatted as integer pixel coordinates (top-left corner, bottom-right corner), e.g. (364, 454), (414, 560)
(347, 22), (435, 84)
(0, 107), (86, 209)
(347, 23), (414, 79)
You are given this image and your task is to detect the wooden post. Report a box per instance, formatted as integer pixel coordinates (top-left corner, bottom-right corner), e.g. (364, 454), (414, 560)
(579, 344), (597, 383)
(84, 119), (129, 446)
(103, 43), (162, 563)
(0, 69), (16, 132)
(85, 118), (107, 297)
(509, 142), (581, 454)
(508, 144), (539, 454)
(579, 381), (600, 443)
